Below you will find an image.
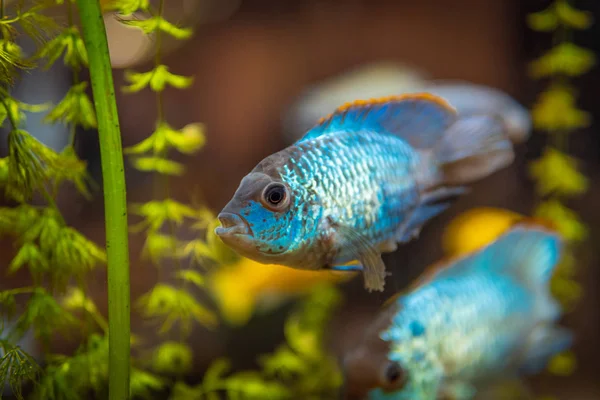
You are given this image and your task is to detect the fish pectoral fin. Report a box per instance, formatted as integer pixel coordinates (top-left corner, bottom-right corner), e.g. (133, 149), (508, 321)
(395, 186), (468, 243)
(420, 186), (469, 205)
(332, 222), (387, 292)
(378, 238), (398, 253)
(357, 254), (387, 292)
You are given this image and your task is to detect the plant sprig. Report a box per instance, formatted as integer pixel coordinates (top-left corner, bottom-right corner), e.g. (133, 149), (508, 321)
(113, 0), (216, 344)
(107, 0), (221, 397)
(169, 285), (344, 400)
(0, 339), (42, 400)
(526, 0), (593, 386)
(0, 1), (121, 398)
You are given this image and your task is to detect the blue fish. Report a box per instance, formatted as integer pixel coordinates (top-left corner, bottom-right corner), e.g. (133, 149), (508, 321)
(215, 93), (515, 291)
(342, 224), (573, 399)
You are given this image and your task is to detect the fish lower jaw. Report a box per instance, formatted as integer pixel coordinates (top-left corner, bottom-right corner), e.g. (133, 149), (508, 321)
(215, 225), (250, 236)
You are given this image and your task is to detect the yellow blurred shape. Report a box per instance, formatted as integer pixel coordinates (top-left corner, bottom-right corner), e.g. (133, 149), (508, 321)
(208, 258), (356, 326)
(442, 207), (526, 257)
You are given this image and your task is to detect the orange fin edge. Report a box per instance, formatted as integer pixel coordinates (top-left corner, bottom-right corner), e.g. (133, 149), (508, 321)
(316, 92), (457, 125)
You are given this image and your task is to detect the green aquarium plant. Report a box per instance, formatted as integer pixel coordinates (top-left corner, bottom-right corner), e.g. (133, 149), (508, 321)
(0, 0), (169, 398)
(75, 0), (134, 397)
(0, 0), (109, 398)
(110, 0), (222, 382)
(2, 0), (340, 398)
(170, 284), (344, 400)
(526, 0), (594, 387)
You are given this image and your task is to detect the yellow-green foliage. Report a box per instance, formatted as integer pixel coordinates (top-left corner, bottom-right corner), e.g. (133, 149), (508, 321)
(0, 0), (185, 397)
(1, 0), (233, 398)
(170, 284), (344, 400)
(136, 283), (218, 334)
(31, 334), (165, 400)
(0, 339), (41, 400)
(151, 341), (194, 376)
(1, 0), (347, 396)
(526, 0), (593, 387)
(111, 0), (226, 395)
(529, 147), (588, 197)
(0, 1), (116, 398)
(527, 0), (593, 31)
(530, 84), (591, 131)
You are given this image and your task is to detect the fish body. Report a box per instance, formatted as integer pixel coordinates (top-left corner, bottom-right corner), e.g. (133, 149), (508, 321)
(216, 94), (515, 291)
(343, 225), (572, 400)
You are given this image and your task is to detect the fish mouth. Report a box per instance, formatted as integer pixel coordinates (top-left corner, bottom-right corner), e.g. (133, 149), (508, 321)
(215, 212), (252, 237)
(215, 212), (291, 261)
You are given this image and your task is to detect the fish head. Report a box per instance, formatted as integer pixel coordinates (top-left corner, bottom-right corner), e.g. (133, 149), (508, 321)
(342, 303), (409, 399)
(215, 169), (303, 263)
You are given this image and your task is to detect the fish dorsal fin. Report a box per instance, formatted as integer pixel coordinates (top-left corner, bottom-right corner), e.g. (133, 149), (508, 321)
(381, 254), (467, 308)
(483, 224), (563, 286)
(518, 216), (558, 232)
(404, 255), (462, 292)
(299, 93), (458, 147)
(394, 224), (561, 297)
(431, 223), (563, 286)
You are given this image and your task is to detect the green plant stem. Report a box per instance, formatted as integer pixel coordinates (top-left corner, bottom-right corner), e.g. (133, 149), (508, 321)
(74, 1), (131, 399)
(1, 287), (35, 295)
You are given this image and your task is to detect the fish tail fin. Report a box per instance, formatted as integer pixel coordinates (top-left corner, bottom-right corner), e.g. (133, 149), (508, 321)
(424, 81), (533, 144)
(431, 114), (515, 185)
(486, 224), (563, 288)
(519, 325), (574, 375)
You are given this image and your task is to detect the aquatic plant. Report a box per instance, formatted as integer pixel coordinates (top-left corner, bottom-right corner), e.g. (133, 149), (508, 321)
(108, 0), (231, 396)
(0, 0), (188, 398)
(1, 1), (343, 398)
(0, 0), (114, 398)
(526, 0), (593, 387)
(170, 283), (344, 400)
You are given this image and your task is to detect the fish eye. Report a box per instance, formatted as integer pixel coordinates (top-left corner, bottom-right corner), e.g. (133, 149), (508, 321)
(380, 361), (405, 391)
(261, 182), (290, 211)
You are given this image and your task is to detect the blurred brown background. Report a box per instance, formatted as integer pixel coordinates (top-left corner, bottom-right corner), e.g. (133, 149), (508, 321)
(2, 0), (599, 398)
